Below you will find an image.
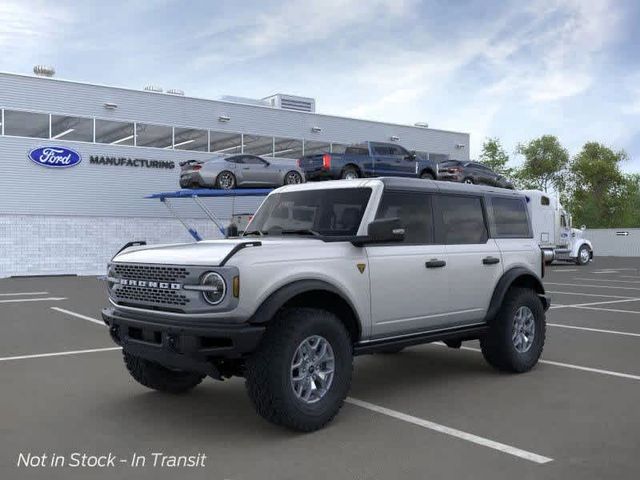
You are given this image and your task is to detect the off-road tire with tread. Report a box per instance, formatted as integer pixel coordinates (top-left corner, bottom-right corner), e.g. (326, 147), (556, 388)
(245, 308), (353, 432)
(480, 288), (545, 373)
(123, 351), (205, 394)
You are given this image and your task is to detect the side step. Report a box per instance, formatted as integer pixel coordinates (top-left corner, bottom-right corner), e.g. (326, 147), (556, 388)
(353, 324), (488, 356)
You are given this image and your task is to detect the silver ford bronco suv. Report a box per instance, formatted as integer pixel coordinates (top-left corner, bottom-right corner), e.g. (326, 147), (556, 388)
(102, 178), (549, 431)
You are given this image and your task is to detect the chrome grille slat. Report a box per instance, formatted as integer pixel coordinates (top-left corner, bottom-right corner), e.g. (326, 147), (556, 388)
(113, 264), (189, 283)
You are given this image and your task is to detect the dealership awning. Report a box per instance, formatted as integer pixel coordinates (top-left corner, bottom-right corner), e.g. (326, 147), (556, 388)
(147, 188), (272, 241)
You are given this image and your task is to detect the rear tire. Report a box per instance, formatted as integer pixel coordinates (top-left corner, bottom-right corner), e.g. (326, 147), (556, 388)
(420, 171), (435, 180)
(245, 308), (353, 432)
(284, 170), (303, 185)
(215, 171), (236, 190)
(480, 288), (545, 373)
(341, 166), (360, 180)
(123, 352), (204, 394)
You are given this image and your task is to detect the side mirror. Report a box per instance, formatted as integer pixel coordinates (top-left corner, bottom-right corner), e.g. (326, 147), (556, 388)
(353, 218), (405, 246)
(405, 152), (416, 161)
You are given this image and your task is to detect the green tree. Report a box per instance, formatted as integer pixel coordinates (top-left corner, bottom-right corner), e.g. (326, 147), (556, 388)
(567, 142), (638, 228)
(479, 137), (513, 177)
(515, 135), (569, 192)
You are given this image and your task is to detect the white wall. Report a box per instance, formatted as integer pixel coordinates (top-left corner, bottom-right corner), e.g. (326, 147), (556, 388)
(584, 228), (640, 257)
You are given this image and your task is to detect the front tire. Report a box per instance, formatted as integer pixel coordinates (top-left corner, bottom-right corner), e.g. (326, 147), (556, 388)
(245, 308), (353, 432)
(420, 171), (435, 180)
(123, 352), (204, 394)
(480, 288), (545, 373)
(215, 171), (236, 190)
(576, 245), (591, 265)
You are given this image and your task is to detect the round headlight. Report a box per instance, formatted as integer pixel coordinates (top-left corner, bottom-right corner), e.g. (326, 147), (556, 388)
(201, 272), (226, 305)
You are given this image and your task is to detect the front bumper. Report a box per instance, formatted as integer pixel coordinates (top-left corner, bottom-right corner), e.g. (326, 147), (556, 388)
(102, 307), (265, 375)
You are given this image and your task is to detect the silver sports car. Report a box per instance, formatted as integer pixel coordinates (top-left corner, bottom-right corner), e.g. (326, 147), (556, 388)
(179, 154), (305, 189)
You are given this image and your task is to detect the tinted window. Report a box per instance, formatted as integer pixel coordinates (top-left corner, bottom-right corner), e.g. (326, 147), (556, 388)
(376, 192), (433, 244)
(246, 188), (371, 237)
(243, 155), (266, 165)
(541, 196), (550, 206)
(437, 195), (488, 244)
(345, 145), (369, 156)
(492, 197), (530, 237)
(440, 160), (461, 168)
(387, 145), (408, 156)
(372, 145), (391, 155)
(225, 156), (242, 163)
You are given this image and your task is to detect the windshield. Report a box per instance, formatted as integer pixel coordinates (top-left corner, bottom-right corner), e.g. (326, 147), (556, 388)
(245, 188), (372, 237)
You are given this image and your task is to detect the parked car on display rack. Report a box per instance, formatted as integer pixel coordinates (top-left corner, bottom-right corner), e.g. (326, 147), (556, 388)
(298, 141), (439, 181)
(438, 159), (514, 189)
(103, 177), (549, 432)
(179, 154), (305, 189)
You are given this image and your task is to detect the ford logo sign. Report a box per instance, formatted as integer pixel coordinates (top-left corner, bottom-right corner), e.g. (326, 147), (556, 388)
(28, 146), (82, 168)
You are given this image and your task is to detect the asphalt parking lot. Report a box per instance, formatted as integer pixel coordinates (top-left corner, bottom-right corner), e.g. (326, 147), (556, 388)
(1, 257), (640, 480)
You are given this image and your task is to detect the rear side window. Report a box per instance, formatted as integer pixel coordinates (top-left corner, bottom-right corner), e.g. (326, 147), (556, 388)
(376, 191), (434, 244)
(437, 195), (488, 244)
(345, 146), (369, 156)
(491, 197), (531, 237)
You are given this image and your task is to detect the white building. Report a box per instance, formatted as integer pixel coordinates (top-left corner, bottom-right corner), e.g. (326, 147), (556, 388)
(0, 70), (470, 277)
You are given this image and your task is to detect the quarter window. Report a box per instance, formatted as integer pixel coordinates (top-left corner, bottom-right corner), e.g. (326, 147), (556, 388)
(491, 197), (530, 237)
(437, 195), (488, 244)
(376, 191), (434, 244)
(4, 110), (49, 138)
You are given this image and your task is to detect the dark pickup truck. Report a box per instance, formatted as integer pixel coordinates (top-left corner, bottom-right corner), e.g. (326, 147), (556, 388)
(298, 141), (439, 181)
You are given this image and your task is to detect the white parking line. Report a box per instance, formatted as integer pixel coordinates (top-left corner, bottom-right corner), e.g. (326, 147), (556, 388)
(346, 397), (553, 464)
(445, 344), (640, 382)
(0, 291), (49, 297)
(572, 277), (640, 285)
(550, 298), (640, 310)
(572, 306), (640, 315)
(549, 269), (577, 272)
(0, 347), (121, 363)
(548, 323), (640, 338)
(0, 297), (67, 304)
(545, 282), (640, 291)
(51, 307), (105, 326)
(547, 291), (634, 299)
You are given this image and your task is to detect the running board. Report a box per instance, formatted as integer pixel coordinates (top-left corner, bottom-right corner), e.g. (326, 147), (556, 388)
(353, 324), (488, 355)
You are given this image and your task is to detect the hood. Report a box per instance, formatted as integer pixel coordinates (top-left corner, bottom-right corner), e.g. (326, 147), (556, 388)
(112, 237), (322, 266)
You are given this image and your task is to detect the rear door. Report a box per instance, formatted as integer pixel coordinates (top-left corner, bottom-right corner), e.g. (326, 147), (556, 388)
(367, 190), (451, 338)
(370, 143), (394, 176)
(434, 194), (503, 325)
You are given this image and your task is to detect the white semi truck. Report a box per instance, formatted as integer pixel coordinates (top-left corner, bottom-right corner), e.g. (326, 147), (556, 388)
(522, 190), (593, 265)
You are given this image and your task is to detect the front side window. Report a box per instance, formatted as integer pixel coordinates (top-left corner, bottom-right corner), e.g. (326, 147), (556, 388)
(491, 197), (531, 237)
(246, 188), (372, 237)
(376, 191), (433, 244)
(437, 195), (488, 244)
(4, 110), (49, 138)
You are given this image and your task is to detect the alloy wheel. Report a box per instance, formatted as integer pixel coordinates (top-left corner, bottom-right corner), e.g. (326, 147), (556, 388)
(290, 335), (335, 404)
(512, 306), (535, 353)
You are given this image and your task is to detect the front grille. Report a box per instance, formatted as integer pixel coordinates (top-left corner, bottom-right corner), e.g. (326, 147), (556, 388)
(115, 285), (190, 307)
(113, 264), (189, 283)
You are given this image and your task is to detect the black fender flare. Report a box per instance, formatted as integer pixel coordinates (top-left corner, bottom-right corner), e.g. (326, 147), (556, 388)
(485, 267), (548, 322)
(249, 279), (362, 334)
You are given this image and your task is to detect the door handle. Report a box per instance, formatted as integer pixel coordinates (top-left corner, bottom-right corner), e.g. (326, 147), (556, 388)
(482, 256), (500, 265)
(426, 259), (446, 268)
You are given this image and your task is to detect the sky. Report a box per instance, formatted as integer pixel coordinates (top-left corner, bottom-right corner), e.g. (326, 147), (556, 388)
(2, 0), (640, 171)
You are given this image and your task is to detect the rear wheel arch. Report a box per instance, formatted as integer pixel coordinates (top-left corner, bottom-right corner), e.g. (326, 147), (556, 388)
(341, 164), (361, 178)
(249, 280), (362, 342)
(485, 268), (546, 322)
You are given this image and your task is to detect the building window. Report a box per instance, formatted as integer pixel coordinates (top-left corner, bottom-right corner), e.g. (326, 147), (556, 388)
(4, 110), (49, 138)
(51, 115), (93, 142)
(243, 134), (274, 156)
(273, 137), (303, 158)
(173, 127), (208, 151)
(95, 119), (134, 145)
(210, 131), (242, 154)
(303, 140), (330, 156)
(135, 123), (173, 149)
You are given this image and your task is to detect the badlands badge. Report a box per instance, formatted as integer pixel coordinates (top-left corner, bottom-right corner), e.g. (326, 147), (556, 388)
(356, 263), (366, 274)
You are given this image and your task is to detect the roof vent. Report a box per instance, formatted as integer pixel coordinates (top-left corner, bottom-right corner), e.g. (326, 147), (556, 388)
(144, 85), (163, 93)
(167, 88), (185, 96)
(262, 94), (316, 113)
(33, 65), (55, 77)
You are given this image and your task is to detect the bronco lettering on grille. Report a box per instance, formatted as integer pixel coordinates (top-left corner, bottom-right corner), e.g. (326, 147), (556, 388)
(119, 279), (182, 290)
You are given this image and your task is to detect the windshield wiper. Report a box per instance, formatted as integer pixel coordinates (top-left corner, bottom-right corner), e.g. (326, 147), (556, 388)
(279, 229), (321, 237)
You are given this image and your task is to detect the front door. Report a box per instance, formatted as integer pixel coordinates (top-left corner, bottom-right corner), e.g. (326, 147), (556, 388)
(239, 155), (271, 185)
(367, 191), (451, 338)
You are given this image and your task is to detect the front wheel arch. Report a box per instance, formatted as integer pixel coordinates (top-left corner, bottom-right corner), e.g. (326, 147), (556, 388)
(249, 280), (362, 342)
